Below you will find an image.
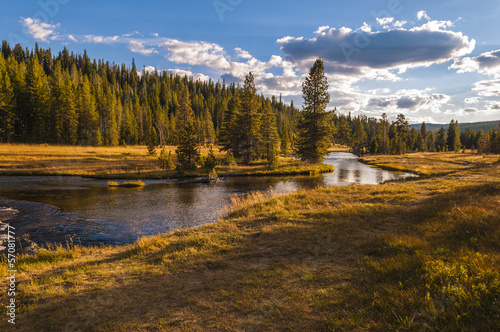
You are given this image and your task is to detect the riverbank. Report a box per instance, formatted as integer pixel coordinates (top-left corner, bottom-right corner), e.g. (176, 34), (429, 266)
(1, 153), (499, 331)
(0, 143), (334, 180)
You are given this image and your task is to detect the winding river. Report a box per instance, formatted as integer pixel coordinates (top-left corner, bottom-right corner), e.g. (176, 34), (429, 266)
(0, 152), (414, 246)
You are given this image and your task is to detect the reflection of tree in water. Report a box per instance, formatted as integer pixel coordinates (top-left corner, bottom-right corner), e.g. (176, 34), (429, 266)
(353, 169), (362, 183)
(177, 183), (197, 206)
(376, 170), (384, 184)
(337, 169), (350, 183)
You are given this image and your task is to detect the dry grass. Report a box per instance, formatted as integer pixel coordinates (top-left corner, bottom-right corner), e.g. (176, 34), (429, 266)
(360, 150), (499, 175)
(0, 144), (333, 179)
(0, 153), (499, 331)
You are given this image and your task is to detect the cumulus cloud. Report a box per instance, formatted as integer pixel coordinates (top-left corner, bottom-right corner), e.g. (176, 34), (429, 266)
(167, 69), (211, 82)
(451, 49), (500, 77)
(472, 79), (500, 97)
(21, 17), (60, 42)
(128, 40), (158, 56)
(366, 89), (451, 112)
(277, 13), (475, 79)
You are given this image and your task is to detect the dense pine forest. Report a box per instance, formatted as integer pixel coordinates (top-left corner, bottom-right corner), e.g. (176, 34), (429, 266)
(332, 113), (500, 155)
(0, 41), (298, 150)
(0, 41), (499, 159)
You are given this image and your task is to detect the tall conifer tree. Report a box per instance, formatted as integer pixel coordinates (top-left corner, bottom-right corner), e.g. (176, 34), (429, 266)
(296, 58), (331, 163)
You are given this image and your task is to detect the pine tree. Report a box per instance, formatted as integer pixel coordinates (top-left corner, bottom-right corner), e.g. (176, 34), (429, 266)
(296, 58), (331, 163)
(158, 147), (174, 170)
(352, 122), (367, 155)
(176, 120), (200, 171)
(0, 57), (15, 142)
(25, 56), (51, 142)
(76, 77), (101, 145)
(420, 122), (428, 152)
(447, 119), (461, 152)
(395, 114), (408, 154)
(175, 84), (194, 141)
(238, 72), (261, 164)
(260, 99), (280, 162)
(436, 127), (447, 152)
(219, 92), (242, 157)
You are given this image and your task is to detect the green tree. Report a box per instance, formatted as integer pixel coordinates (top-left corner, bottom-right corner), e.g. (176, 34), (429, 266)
(447, 119), (461, 152)
(336, 118), (352, 147)
(175, 84), (194, 142)
(76, 77), (101, 145)
(436, 127), (447, 152)
(260, 99), (280, 163)
(0, 57), (15, 142)
(352, 122), (367, 155)
(395, 114), (408, 154)
(158, 147), (174, 170)
(238, 72), (262, 164)
(219, 92), (242, 157)
(25, 56), (50, 142)
(296, 58), (331, 163)
(176, 120), (200, 171)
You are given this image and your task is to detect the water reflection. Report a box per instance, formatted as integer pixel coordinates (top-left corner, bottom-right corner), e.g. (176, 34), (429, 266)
(0, 152), (414, 245)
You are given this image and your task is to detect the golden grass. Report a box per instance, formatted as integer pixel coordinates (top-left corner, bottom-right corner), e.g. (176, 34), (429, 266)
(360, 150), (499, 176)
(0, 152), (499, 331)
(0, 144), (333, 179)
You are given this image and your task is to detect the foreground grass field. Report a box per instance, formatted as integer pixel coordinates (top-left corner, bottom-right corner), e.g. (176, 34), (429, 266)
(1, 152), (499, 331)
(0, 144), (333, 179)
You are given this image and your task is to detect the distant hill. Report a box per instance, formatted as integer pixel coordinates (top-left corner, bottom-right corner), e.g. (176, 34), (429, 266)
(410, 120), (500, 132)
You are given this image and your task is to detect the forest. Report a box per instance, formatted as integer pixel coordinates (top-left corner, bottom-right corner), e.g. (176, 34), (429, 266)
(0, 41), (499, 158)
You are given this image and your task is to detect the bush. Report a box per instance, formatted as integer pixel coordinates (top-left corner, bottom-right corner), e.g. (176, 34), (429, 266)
(157, 148), (174, 170)
(224, 151), (237, 166)
(204, 146), (218, 169)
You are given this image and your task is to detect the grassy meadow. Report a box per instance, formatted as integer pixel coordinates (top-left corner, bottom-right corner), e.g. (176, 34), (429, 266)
(0, 144), (334, 179)
(0, 151), (499, 331)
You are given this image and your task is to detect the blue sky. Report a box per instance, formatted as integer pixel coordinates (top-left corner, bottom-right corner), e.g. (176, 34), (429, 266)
(2, 0), (500, 124)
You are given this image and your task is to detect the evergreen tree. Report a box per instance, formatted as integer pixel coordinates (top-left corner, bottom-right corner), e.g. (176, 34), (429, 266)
(296, 58), (331, 163)
(436, 127), (447, 152)
(352, 122), (367, 155)
(158, 148), (174, 170)
(0, 58), (15, 142)
(176, 120), (200, 170)
(238, 72), (261, 164)
(395, 114), (408, 154)
(260, 99), (280, 162)
(420, 122), (428, 151)
(219, 92), (242, 156)
(76, 77), (101, 145)
(25, 56), (50, 142)
(447, 119), (461, 152)
(336, 118), (352, 147)
(175, 84), (194, 141)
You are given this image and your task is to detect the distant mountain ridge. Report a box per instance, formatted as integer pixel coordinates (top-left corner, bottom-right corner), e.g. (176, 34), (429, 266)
(410, 120), (500, 132)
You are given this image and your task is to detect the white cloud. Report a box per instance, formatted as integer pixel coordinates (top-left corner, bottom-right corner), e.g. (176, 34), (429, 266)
(417, 11), (430, 21)
(451, 49), (500, 77)
(128, 40), (158, 56)
(161, 40), (231, 70)
(21, 17), (60, 42)
(167, 69), (210, 82)
(234, 47), (252, 59)
(84, 35), (119, 43)
(472, 79), (500, 97)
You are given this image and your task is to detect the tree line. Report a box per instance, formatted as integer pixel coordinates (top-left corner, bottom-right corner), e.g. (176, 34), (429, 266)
(332, 113), (500, 155)
(0, 41), (298, 154)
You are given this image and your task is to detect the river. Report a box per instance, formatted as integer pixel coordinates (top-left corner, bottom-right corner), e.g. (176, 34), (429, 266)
(0, 152), (413, 247)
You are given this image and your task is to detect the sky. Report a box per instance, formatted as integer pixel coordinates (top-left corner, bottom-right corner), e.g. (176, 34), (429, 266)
(1, 0), (500, 124)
